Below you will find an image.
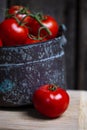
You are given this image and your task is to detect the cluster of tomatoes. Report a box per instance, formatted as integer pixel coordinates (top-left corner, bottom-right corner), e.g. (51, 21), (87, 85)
(0, 5), (60, 47)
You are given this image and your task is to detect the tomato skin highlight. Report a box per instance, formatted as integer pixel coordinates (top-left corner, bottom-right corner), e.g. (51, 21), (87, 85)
(32, 84), (70, 118)
(0, 18), (29, 46)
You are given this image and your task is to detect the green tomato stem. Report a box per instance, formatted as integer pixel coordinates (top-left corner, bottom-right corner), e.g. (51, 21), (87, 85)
(13, 15), (21, 24)
(48, 84), (58, 91)
(34, 14), (52, 36)
(27, 13), (52, 39)
(17, 7), (29, 15)
(26, 12), (52, 37)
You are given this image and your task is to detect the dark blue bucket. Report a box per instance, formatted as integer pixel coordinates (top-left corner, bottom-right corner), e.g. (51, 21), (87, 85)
(0, 35), (67, 106)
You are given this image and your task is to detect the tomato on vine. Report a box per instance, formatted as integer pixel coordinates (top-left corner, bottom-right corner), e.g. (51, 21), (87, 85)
(32, 84), (70, 118)
(6, 5), (31, 24)
(0, 18), (29, 46)
(0, 5), (61, 47)
(29, 15), (59, 40)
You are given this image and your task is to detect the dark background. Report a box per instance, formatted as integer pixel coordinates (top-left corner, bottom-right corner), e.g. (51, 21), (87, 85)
(0, 0), (87, 90)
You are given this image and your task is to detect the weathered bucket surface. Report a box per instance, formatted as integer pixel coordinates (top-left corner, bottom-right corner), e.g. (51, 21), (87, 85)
(0, 35), (67, 106)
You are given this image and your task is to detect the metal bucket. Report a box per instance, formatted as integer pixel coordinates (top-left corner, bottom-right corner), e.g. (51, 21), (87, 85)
(0, 35), (67, 106)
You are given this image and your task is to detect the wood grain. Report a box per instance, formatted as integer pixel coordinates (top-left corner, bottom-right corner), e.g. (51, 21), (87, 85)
(0, 91), (87, 130)
(79, 91), (87, 130)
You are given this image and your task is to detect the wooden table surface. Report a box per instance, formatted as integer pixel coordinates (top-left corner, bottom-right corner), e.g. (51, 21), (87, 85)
(0, 90), (87, 130)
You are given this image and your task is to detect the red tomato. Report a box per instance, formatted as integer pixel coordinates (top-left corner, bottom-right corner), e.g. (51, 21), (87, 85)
(0, 18), (28, 46)
(29, 15), (59, 40)
(25, 37), (47, 44)
(0, 39), (3, 47)
(7, 5), (31, 24)
(32, 84), (70, 118)
(25, 38), (40, 44)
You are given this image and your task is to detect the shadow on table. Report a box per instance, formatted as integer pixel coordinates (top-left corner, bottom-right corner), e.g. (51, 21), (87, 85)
(0, 105), (62, 120)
